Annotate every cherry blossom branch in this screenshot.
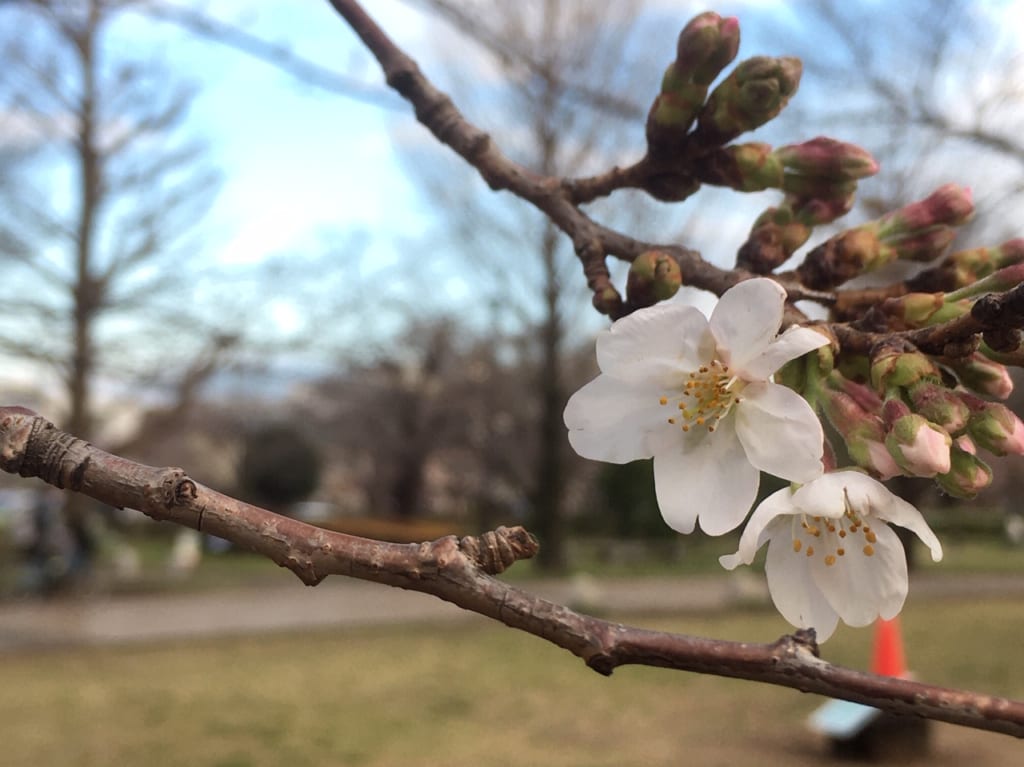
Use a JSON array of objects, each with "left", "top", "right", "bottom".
[
  {"left": 326, "top": 0, "right": 735, "bottom": 317},
  {"left": 2, "top": 404, "right": 1023, "bottom": 737}
]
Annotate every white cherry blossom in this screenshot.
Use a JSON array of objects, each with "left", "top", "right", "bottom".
[
  {"left": 564, "top": 278, "right": 828, "bottom": 535},
  {"left": 720, "top": 471, "right": 943, "bottom": 641}
]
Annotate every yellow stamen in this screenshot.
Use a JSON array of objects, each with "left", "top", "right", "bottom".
[
  {"left": 792, "top": 539, "right": 802, "bottom": 553},
  {"left": 824, "top": 555, "right": 836, "bottom": 567},
  {"left": 863, "top": 544, "right": 875, "bottom": 556}
]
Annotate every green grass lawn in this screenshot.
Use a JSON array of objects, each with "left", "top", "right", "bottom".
[{"left": 2, "top": 598, "right": 1023, "bottom": 767}]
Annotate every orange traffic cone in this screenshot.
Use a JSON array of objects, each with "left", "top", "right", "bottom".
[{"left": 871, "top": 617, "right": 908, "bottom": 678}]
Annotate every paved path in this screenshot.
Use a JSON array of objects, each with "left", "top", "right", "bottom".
[{"left": 1, "top": 572, "right": 1022, "bottom": 652}]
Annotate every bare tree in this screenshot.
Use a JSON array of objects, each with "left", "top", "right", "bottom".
[
  {"left": 0, "top": 0, "right": 234, "bottom": 439},
  {"left": 0, "top": 0, "right": 250, "bottom": 579}
]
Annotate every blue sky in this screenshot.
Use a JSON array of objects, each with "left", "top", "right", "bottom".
[{"left": 3, "top": 0, "right": 1024, "bottom": 406}]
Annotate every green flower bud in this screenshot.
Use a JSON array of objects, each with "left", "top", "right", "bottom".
[
  {"left": 948, "top": 353, "right": 1013, "bottom": 399},
  {"left": 935, "top": 446, "right": 992, "bottom": 499},
  {"left": 695, "top": 56, "right": 802, "bottom": 146},
  {"left": 946, "top": 262, "right": 1024, "bottom": 301},
  {"left": 963, "top": 396, "right": 1024, "bottom": 456},
  {"left": 907, "top": 239, "right": 1024, "bottom": 293},
  {"left": 907, "top": 381, "right": 969, "bottom": 433},
  {"left": 694, "top": 143, "right": 784, "bottom": 191},
  {"left": 646, "top": 65, "right": 708, "bottom": 143},
  {"left": 626, "top": 250, "right": 683, "bottom": 306},
  {"left": 870, "top": 347, "right": 939, "bottom": 391}
]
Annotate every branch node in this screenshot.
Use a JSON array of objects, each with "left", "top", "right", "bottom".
[
  {"left": 151, "top": 468, "right": 196, "bottom": 510},
  {"left": 459, "top": 525, "right": 539, "bottom": 574},
  {"left": 586, "top": 654, "right": 616, "bottom": 677}
]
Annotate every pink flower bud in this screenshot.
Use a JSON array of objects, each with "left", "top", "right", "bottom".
[
  {"left": 773, "top": 137, "right": 879, "bottom": 181},
  {"left": 821, "top": 387, "right": 900, "bottom": 479},
  {"left": 954, "top": 435, "right": 976, "bottom": 455},
  {"left": 964, "top": 398, "right": 1024, "bottom": 456},
  {"left": 936, "top": 447, "right": 992, "bottom": 499},
  {"left": 829, "top": 373, "right": 883, "bottom": 413},
  {"left": 884, "top": 408, "right": 952, "bottom": 477},
  {"left": 951, "top": 354, "right": 1013, "bottom": 399},
  {"left": 882, "top": 184, "right": 973, "bottom": 235}
]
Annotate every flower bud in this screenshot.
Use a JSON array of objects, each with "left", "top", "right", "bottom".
[
  {"left": 796, "top": 227, "right": 882, "bottom": 290},
  {"left": 949, "top": 262, "right": 1024, "bottom": 302},
  {"left": 676, "top": 12, "right": 741, "bottom": 86},
  {"left": 879, "top": 292, "right": 945, "bottom": 327},
  {"left": 883, "top": 226, "right": 957, "bottom": 263},
  {"left": 907, "top": 381, "right": 969, "bottom": 433},
  {"left": 773, "top": 137, "right": 879, "bottom": 181},
  {"left": 949, "top": 353, "right": 1013, "bottom": 399},
  {"left": 907, "top": 238, "right": 1024, "bottom": 293},
  {"left": 780, "top": 175, "right": 857, "bottom": 200},
  {"left": 935, "top": 447, "right": 992, "bottom": 499},
  {"left": 879, "top": 184, "right": 974, "bottom": 237},
  {"left": 626, "top": 250, "right": 683, "bottom": 306},
  {"left": 964, "top": 398, "right": 1024, "bottom": 456},
  {"left": 883, "top": 399, "right": 952, "bottom": 477},
  {"left": 870, "top": 346, "right": 939, "bottom": 392},
  {"left": 737, "top": 213, "right": 810, "bottom": 273},
  {"left": 820, "top": 388, "right": 899, "bottom": 479},
  {"left": 954, "top": 435, "right": 976, "bottom": 455},
  {"left": 646, "top": 67, "right": 708, "bottom": 152},
  {"left": 793, "top": 194, "right": 858, "bottom": 228},
  {"left": 695, "top": 56, "right": 801, "bottom": 145},
  {"left": 693, "top": 143, "right": 784, "bottom": 191},
  {"left": 828, "top": 372, "right": 883, "bottom": 412},
  {"left": 648, "top": 13, "right": 741, "bottom": 154}
]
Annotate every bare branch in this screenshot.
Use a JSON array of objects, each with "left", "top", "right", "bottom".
[
  {"left": 325, "top": 0, "right": 735, "bottom": 316},
  {"left": 0, "top": 404, "right": 1022, "bottom": 737}
]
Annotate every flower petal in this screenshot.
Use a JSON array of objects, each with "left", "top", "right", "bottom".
[
  {"left": 734, "top": 382, "right": 824, "bottom": 483},
  {"left": 709, "top": 278, "right": 786, "bottom": 371},
  {"left": 792, "top": 472, "right": 942, "bottom": 562},
  {"left": 596, "top": 303, "right": 714, "bottom": 385},
  {"left": 739, "top": 326, "right": 830, "bottom": 381},
  {"left": 810, "top": 521, "right": 909, "bottom": 626},
  {"left": 765, "top": 518, "right": 840, "bottom": 641},
  {"left": 720, "top": 487, "right": 796, "bottom": 568},
  {"left": 653, "top": 417, "right": 759, "bottom": 535},
  {"left": 564, "top": 375, "right": 677, "bottom": 463}
]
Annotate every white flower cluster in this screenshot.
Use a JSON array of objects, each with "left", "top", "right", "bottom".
[{"left": 564, "top": 279, "right": 942, "bottom": 641}]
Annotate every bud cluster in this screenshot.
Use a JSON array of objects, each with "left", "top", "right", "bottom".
[
  {"left": 797, "top": 184, "right": 975, "bottom": 290},
  {"left": 646, "top": 12, "right": 740, "bottom": 159},
  {"left": 812, "top": 342, "right": 1024, "bottom": 498}
]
